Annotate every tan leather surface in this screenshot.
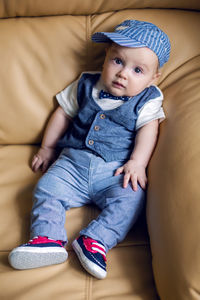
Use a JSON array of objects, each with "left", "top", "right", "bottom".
[
  {"left": 0, "top": 246, "right": 158, "bottom": 300},
  {"left": 0, "top": 1, "right": 200, "bottom": 299},
  {"left": 0, "top": 0, "right": 200, "bottom": 18},
  {"left": 0, "top": 15, "right": 87, "bottom": 144}
]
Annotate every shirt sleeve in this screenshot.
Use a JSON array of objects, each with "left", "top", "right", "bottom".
[
  {"left": 135, "top": 87, "right": 165, "bottom": 130},
  {"left": 56, "top": 79, "right": 79, "bottom": 118}
]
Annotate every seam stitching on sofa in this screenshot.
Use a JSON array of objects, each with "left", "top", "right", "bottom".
[
  {"left": 85, "top": 274, "right": 93, "bottom": 300},
  {"left": 85, "top": 15, "right": 91, "bottom": 71}
]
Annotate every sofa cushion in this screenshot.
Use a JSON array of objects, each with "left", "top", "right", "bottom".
[{"left": 0, "top": 0, "right": 200, "bottom": 18}]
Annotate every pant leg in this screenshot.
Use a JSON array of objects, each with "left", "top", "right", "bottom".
[
  {"left": 81, "top": 184, "right": 145, "bottom": 251},
  {"left": 79, "top": 155, "right": 146, "bottom": 251},
  {"left": 31, "top": 149, "right": 92, "bottom": 242}
]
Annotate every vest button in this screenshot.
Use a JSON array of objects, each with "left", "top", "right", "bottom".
[
  {"left": 100, "top": 113, "right": 106, "bottom": 119},
  {"left": 88, "top": 139, "right": 94, "bottom": 145},
  {"left": 94, "top": 125, "right": 100, "bottom": 131}
]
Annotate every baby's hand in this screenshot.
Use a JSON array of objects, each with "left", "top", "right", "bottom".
[
  {"left": 32, "top": 146, "right": 57, "bottom": 173},
  {"left": 114, "top": 159, "right": 147, "bottom": 191}
]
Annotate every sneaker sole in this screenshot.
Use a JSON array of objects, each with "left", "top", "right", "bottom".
[
  {"left": 72, "top": 240, "right": 107, "bottom": 279},
  {"left": 9, "top": 246, "right": 68, "bottom": 270}
]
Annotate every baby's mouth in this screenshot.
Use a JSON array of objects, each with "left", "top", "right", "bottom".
[{"left": 112, "top": 81, "right": 125, "bottom": 89}]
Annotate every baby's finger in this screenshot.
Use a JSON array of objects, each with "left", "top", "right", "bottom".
[
  {"left": 31, "top": 155, "right": 39, "bottom": 170},
  {"left": 42, "top": 160, "right": 50, "bottom": 173},
  {"left": 32, "top": 156, "right": 42, "bottom": 172},
  {"left": 138, "top": 176, "right": 147, "bottom": 190},
  {"left": 123, "top": 173, "right": 131, "bottom": 188},
  {"left": 32, "top": 155, "right": 38, "bottom": 165},
  {"left": 114, "top": 166, "right": 124, "bottom": 176},
  {"left": 131, "top": 173, "right": 138, "bottom": 191}
]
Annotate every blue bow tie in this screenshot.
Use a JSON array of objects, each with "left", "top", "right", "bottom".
[{"left": 99, "top": 90, "right": 130, "bottom": 101}]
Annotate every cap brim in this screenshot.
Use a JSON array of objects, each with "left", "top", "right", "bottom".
[{"left": 92, "top": 32, "right": 145, "bottom": 48}]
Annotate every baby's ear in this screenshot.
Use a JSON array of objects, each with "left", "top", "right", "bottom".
[
  {"left": 147, "top": 71, "right": 161, "bottom": 87},
  {"left": 155, "top": 70, "right": 161, "bottom": 79},
  {"left": 152, "top": 71, "right": 161, "bottom": 84}
]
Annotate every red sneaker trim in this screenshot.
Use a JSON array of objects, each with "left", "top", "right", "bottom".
[
  {"left": 82, "top": 236, "right": 107, "bottom": 262},
  {"left": 28, "top": 236, "right": 64, "bottom": 247}
]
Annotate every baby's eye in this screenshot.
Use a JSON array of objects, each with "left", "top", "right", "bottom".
[
  {"left": 114, "top": 58, "right": 122, "bottom": 65},
  {"left": 134, "top": 67, "right": 142, "bottom": 74}
]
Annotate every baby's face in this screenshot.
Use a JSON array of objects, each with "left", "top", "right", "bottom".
[{"left": 101, "top": 43, "right": 160, "bottom": 97}]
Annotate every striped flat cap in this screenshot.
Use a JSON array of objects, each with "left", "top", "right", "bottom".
[{"left": 92, "top": 20, "right": 171, "bottom": 67}]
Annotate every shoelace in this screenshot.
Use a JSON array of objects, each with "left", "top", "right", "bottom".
[{"left": 84, "top": 237, "right": 107, "bottom": 261}]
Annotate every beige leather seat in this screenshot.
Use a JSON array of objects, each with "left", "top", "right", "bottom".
[{"left": 0, "top": 1, "right": 199, "bottom": 299}]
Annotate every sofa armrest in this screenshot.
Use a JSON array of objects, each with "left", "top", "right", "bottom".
[{"left": 147, "top": 56, "right": 200, "bottom": 299}]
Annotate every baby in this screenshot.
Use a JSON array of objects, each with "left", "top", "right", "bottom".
[{"left": 9, "top": 20, "right": 170, "bottom": 279}]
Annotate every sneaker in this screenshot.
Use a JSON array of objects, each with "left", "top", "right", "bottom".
[
  {"left": 8, "top": 236, "right": 68, "bottom": 270},
  {"left": 72, "top": 235, "right": 107, "bottom": 279}
]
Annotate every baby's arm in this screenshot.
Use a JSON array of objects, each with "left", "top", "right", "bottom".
[
  {"left": 115, "top": 119, "right": 159, "bottom": 191},
  {"left": 32, "top": 106, "right": 71, "bottom": 173}
]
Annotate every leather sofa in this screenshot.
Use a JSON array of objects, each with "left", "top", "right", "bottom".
[{"left": 0, "top": 1, "right": 200, "bottom": 299}]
